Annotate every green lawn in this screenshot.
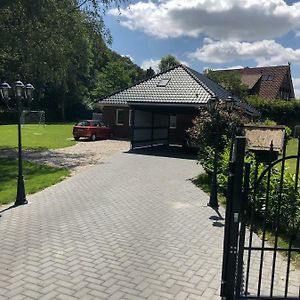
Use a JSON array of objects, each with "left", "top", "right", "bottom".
[
  {"left": 0, "top": 124, "right": 74, "bottom": 205},
  {"left": 285, "top": 138, "right": 299, "bottom": 173},
  {"left": 0, "top": 124, "right": 76, "bottom": 150},
  {"left": 0, "top": 158, "right": 69, "bottom": 205}
]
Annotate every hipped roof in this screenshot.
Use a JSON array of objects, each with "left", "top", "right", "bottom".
[{"left": 98, "top": 64, "right": 259, "bottom": 116}]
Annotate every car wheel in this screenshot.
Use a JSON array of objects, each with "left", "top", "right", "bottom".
[
  {"left": 90, "top": 134, "right": 96, "bottom": 141},
  {"left": 74, "top": 136, "right": 80, "bottom": 141}
]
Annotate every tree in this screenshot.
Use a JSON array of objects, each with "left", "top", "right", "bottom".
[
  {"left": 0, "top": 0, "right": 140, "bottom": 121},
  {"left": 91, "top": 56, "right": 146, "bottom": 98},
  {"left": 188, "top": 104, "right": 247, "bottom": 174},
  {"left": 158, "top": 55, "right": 180, "bottom": 72},
  {"left": 146, "top": 67, "right": 155, "bottom": 78},
  {"left": 204, "top": 69, "right": 248, "bottom": 98},
  {"left": 0, "top": 1, "right": 97, "bottom": 119}
]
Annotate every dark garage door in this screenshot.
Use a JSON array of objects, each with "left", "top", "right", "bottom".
[{"left": 131, "top": 109, "right": 169, "bottom": 149}]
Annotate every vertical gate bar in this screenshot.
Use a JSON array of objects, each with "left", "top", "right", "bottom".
[
  {"left": 270, "top": 136, "right": 287, "bottom": 297},
  {"left": 257, "top": 142, "right": 274, "bottom": 297},
  {"left": 293, "top": 137, "right": 300, "bottom": 186},
  {"left": 245, "top": 160, "right": 259, "bottom": 296},
  {"left": 285, "top": 137, "right": 300, "bottom": 297},
  {"left": 284, "top": 238, "right": 293, "bottom": 298},
  {"left": 220, "top": 160, "right": 235, "bottom": 298},
  {"left": 235, "top": 162, "right": 251, "bottom": 298},
  {"left": 296, "top": 138, "right": 300, "bottom": 299},
  {"left": 226, "top": 136, "right": 246, "bottom": 300}
]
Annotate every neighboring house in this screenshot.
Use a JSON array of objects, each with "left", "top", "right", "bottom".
[
  {"left": 96, "top": 65, "right": 258, "bottom": 149},
  {"left": 213, "top": 65, "right": 295, "bottom": 100}
]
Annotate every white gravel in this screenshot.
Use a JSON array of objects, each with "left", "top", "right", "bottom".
[{"left": 0, "top": 139, "right": 130, "bottom": 175}]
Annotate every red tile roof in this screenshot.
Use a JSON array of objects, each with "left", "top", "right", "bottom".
[
  {"left": 240, "top": 74, "right": 262, "bottom": 89},
  {"left": 214, "top": 65, "right": 294, "bottom": 99}
]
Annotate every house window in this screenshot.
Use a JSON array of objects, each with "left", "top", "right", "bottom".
[
  {"left": 157, "top": 78, "right": 171, "bottom": 87},
  {"left": 129, "top": 109, "right": 132, "bottom": 127},
  {"left": 262, "top": 75, "right": 274, "bottom": 81},
  {"left": 169, "top": 115, "right": 176, "bottom": 129},
  {"left": 116, "top": 109, "right": 125, "bottom": 126}
]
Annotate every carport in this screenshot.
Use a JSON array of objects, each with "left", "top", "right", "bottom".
[
  {"left": 97, "top": 65, "right": 259, "bottom": 148},
  {"left": 130, "top": 104, "right": 199, "bottom": 149}
]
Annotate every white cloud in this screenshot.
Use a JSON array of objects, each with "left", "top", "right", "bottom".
[
  {"left": 121, "top": 54, "right": 134, "bottom": 62},
  {"left": 141, "top": 58, "right": 189, "bottom": 73},
  {"left": 293, "top": 78, "right": 300, "bottom": 98},
  {"left": 109, "top": 0, "right": 300, "bottom": 40},
  {"left": 180, "top": 60, "right": 190, "bottom": 67},
  {"left": 141, "top": 59, "right": 160, "bottom": 72},
  {"left": 203, "top": 65, "right": 244, "bottom": 71},
  {"left": 189, "top": 39, "right": 300, "bottom": 66},
  {"left": 293, "top": 78, "right": 300, "bottom": 86}
]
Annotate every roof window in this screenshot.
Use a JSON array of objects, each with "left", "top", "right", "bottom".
[
  {"left": 157, "top": 78, "right": 170, "bottom": 87},
  {"left": 262, "top": 75, "right": 274, "bottom": 81}
]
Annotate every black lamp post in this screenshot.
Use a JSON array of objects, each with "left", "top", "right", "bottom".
[
  {"left": 225, "top": 95, "right": 235, "bottom": 111},
  {"left": 207, "top": 96, "right": 220, "bottom": 208},
  {"left": 0, "top": 81, "right": 34, "bottom": 206},
  {"left": 207, "top": 95, "right": 235, "bottom": 209}
]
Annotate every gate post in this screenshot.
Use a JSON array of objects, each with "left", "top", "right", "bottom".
[{"left": 221, "top": 136, "right": 246, "bottom": 300}]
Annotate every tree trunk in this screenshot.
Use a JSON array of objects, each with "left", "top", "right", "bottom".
[{"left": 61, "top": 98, "right": 65, "bottom": 121}]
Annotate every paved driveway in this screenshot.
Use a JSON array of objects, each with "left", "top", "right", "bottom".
[
  {"left": 0, "top": 148, "right": 226, "bottom": 299},
  {"left": 0, "top": 148, "right": 298, "bottom": 299}
]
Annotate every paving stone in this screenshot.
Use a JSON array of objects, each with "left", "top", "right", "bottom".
[{"left": 0, "top": 149, "right": 299, "bottom": 299}]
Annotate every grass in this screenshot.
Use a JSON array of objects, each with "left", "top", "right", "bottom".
[
  {"left": 192, "top": 173, "right": 227, "bottom": 206},
  {"left": 0, "top": 158, "right": 69, "bottom": 205},
  {"left": 261, "top": 229, "right": 300, "bottom": 269},
  {"left": 0, "top": 124, "right": 74, "bottom": 205},
  {"left": 193, "top": 172, "right": 300, "bottom": 269},
  {"left": 0, "top": 124, "right": 76, "bottom": 150},
  {"left": 285, "top": 138, "right": 299, "bottom": 173}
]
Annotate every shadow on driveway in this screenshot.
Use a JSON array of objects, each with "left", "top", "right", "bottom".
[{"left": 126, "top": 145, "right": 197, "bottom": 160}]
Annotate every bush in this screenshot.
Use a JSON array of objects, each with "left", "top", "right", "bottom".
[
  {"left": 246, "top": 96, "right": 300, "bottom": 128},
  {"left": 246, "top": 154, "right": 300, "bottom": 235},
  {"left": 215, "top": 147, "right": 300, "bottom": 236}
]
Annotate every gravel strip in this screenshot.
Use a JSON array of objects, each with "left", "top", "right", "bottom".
[{"left": 0, "top": 139, "right": 130, "bottom": 175}]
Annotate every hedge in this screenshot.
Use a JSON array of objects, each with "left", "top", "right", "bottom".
[{"left": 246, "top": 96, "right": 300, "bottom": 129}]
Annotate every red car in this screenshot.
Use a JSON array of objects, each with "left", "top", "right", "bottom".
[{"left": 73, "top": 120, "right": 112, "bottom": 141}]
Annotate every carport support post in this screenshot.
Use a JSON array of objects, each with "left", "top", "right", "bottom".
[
  {"left": 151, "top": 111, "right": 154, "bottom": 147},
  {"left": 167, "top": 114, "right": 170, "bottom": 146},
  {"left": 131, "top": 109, "right": 135, "bottom": 149}
]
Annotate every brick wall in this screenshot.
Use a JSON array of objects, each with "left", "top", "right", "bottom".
[
  {"left": 103, "top": 106, "right": 196, "bottom": 144},
  {"left": 169, "top": 113, "right": 196, "bottom": 144},
  {"left": 103, "top": 106, "right": 132, "bottom": 139}
]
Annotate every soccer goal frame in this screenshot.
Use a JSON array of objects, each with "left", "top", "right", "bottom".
[{"left": 20, "top": 110, "right": 46, "bottom": 127}]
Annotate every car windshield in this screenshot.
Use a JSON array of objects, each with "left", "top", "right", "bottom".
[{"left": 76, "top": 121, "right": 90, "bottom": 126}]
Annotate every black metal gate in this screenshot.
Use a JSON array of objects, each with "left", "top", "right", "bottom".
[{"left": 221, "top": 136, "right": 300, "bottom": 300}]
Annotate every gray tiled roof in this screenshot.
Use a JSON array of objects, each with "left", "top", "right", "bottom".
[
  {"left": 98, "top": 65, "right": 259, "bottom": 116},
  {"left": 185, "top": 67, "right": 259, "bottom": 116}
]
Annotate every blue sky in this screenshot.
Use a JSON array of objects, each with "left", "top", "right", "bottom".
[{"left": 104, "top": 0, "right": 300, "bottom": 97}]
